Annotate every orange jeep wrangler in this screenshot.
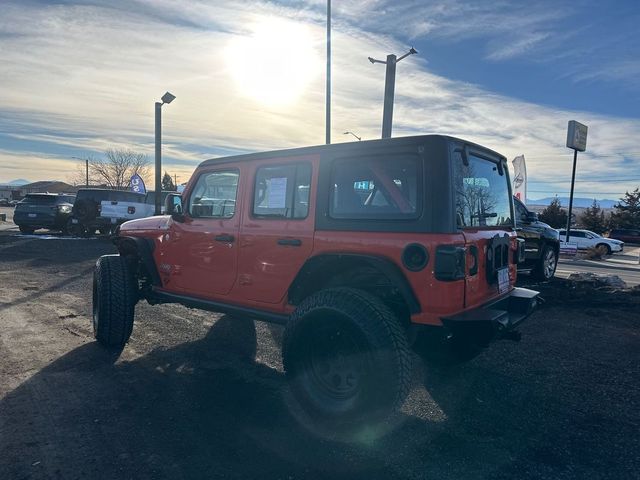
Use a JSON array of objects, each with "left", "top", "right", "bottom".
[{"left": 93, "top": 135, "right": 538, "bottom": 436}]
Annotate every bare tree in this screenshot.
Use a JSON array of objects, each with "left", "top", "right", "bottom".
[
  {"left": 67, "top": 149, "right": 150, "bottom": 189},
  {"left": 91, "top": 149, "right": 150, "bottom": 190}
]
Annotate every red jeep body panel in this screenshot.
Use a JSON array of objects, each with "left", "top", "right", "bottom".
[{"left": 119, "top": 135, "right": 520, "bottom": 327}]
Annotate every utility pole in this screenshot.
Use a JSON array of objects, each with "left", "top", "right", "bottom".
[
  {"left": 368, "top": 47, "right": 417, "bottom": 138},
  {"left": 564, "top": 120, "right": 588, "bottom": 243}
]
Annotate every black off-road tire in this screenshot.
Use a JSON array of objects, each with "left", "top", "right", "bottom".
[
  {"left": 532, "top": 245, "right": 557, "bottom": 281},
  {"left": 18, "top": 225, "right": 35, "bottom": 234},
  {"left": 92, "top": 255, "right": 138, "bottom": 348},
  {"left": 282, "top": 288, "right": 411, "bottom": 440}
]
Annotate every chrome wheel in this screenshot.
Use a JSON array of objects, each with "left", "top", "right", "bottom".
[{"left": 542, "top": 248, "right": 557, "bottom": 280}]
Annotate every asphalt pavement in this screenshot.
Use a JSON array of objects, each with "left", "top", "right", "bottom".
[{"left": 556, "top": 246, "right": 640, "bottom": 286}]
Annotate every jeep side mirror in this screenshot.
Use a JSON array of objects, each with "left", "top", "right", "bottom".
[
  {"left": 165, "top": 193, "right": 184, "bottom": 221},
  {"left": 525, "top": 211, "right": 538, "bottom": 223}
]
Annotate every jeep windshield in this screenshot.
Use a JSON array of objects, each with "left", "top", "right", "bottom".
[{"left": 454, "top": 153, "right": 512, "bottom": 228}]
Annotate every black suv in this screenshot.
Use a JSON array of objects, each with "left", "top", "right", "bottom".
[
  {"left": 68, "top": 188, "right": 150, "bottom": 236},
  {"left": 514, "top": 197, "right": 560, "bottom": 280},
  {"left": 13, "top": 193, "right": 76, "bottom": 234}
]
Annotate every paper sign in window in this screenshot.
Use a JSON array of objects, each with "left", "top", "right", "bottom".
[{"left": 267, "top": 177, "right": 287, "bottom": 209}]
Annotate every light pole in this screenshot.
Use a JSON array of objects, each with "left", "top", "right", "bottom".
[
  {"left": 368, "top": 47, "right": 417, "bottom": 138},
  {"left": 71, "top": 156, "right": 89, "bottom": 187},
  {"left": 343, "top": 131, "right": 361, "bottom": 141},
  {"left": 326, "top": 0, "right": 331, "bottom": 145},
  {"left": 155, "top": 91, "right": 175, "bottom": 215}
]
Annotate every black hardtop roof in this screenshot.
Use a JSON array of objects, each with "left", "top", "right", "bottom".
[
  {"left": 198, "top": 134, "right": 506, "bottom": 168},
  {"left": 77, "top": 188, "right": 145, "bottom": 195}
]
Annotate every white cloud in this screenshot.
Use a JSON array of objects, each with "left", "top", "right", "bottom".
[{"left": 0, "top": 0, "right": 638, "bottom": 198}]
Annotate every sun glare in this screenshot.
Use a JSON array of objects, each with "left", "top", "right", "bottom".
[{"left": 226, "top": 19, "right": 321, "bottom": 106}]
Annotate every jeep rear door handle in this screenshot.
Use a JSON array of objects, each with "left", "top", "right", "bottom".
[
  {"left": 214, "top": 234, "right": 235, "bottom": 243},
  {"left": 277, "top": 238, "right": 302, "bottom": 246}
]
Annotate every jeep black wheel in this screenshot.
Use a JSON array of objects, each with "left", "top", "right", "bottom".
[
  {"left": 93, "top": 255, "right": 138, "bottom": 348},
  {"left": 282, "top": 288, "right": 411, "bottom": 440},
  {"left": 532, "top": 245, "right": 557, "bottom": 281},
  {"left": 18, "top": 225, "right": 35, "bottom": 234}
]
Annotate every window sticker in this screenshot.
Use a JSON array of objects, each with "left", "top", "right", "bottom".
[{"left": 267, "top": 177, "right": 288, "bottom": 209}]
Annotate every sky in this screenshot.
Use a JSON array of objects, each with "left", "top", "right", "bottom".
[{"left": 0, "top": 0, "right": 639, "bottom": 201}]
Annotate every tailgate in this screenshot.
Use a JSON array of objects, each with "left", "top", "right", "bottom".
[{"left": 462, "top": 230, "right": 517, "bottom": 309}]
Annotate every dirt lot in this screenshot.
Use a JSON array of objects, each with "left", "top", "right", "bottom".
[{"left": 1, "top": 231, "right": 638, "bottom": 480}]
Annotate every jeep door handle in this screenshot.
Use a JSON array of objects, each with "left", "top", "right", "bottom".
[
  {"left": 277, "top": 238, "right": 302, "bottom": 246},
  {"left": 214, "top": 234, "right": 235, "bottom": 243}
]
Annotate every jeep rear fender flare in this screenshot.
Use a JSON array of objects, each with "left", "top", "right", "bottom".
[
  {"left": 114, "top": 236, "right": 161, "bottom": 287},
  {"left": 288, "top": 254, "right": 421, "bottom": 314}
]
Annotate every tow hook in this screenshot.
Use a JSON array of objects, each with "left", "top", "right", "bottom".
[{"left": 503, "top": 330, "right": 522, "bottom": 342}]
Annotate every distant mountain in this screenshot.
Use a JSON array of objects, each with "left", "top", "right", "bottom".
[
  {"left": 7, "top": 179, "right": 30, "bottom": 186},
  {"left": 527, "top": 197, "right": 618, "bottom": 209}
]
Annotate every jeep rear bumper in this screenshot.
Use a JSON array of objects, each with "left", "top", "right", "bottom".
[{"left": 441, "top": 287, "right": 539, "bottom": 339}]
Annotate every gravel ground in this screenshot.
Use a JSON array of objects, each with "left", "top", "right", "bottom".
[{"left": 0, "top": 231, "right": 638, "bottom": 480}]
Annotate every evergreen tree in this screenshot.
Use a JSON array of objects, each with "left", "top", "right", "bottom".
[
  {"left": 538, "top": 196, "right": 568, "bottom": 228},
  {"left": 609, "top": 188, "right": 640, "bottom": 229},
  {"left": 161, "top": 171, "right": 177, "bottom": 191},
  {"left": 579, "top": 199, "right": 607, "bottom": 234}
]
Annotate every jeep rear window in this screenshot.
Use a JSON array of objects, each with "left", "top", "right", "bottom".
[
  {"left": 189, "top": 170, "right": 239, "bottom": 218},
  {"left": 454, "top": 153, "right": 513, "bottom": 228},
  {"left": 253, "top": 163, "right": 311, "bottom": 219},
  {"left": 329, "top": 157, "right": 420, "bottom": 220}
]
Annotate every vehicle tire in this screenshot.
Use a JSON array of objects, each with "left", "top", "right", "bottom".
[
  {"left": 92, "top": 255, "right": 138, "bottom": 348},
  {"left": 282, "top": 288, "right": 411, "bottom": 440},
  {"left": 74, "top": 198, "right": 98, "bottom": 223},
  {"left": 532, "top": 245, "right": 557, "bottom": 281},
  {"left": 18, "top": 225, "right": 35, "bottom": 234},
  {"left": 596, "top": 243, "right": 612, "bottom": 255}
]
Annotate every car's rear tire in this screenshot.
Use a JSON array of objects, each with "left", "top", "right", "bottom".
[
  {"left": 596, "top": 243, "right": 612, "bottom": 255},
  {"left": 532, "top": 245, "right": 557, "bottom": 281},
  {"left": 93, "top": 255, "right": 138, "bottom": 348},
  {"left": 282, "top": 288, "right": 411, "bottom": 440},
  {"left": 18, "top": 225, "right": 35, "bottom": 234}
]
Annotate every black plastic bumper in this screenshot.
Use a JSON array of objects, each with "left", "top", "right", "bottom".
[{"left": 441, "top": 287, "right": 539, "bottom": 340}]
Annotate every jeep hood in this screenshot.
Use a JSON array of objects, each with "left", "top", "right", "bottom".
[{"left": 119, "top": 215, "right": 171, "bottom": 232}]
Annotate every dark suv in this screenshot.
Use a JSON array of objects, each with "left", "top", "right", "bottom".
[
  {"left": 13, "top": 193, "right": 76, "bottom": 234},
  {"left": 93, "top": 135, "right": 539, "bottom": 439},
  {"left": 513, "top": 197, "right": 560, "bottom": 280}
]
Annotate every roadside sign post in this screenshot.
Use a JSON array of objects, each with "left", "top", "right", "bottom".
[{"left": 564, "top": 120, "right": 588, "bottom": 243}]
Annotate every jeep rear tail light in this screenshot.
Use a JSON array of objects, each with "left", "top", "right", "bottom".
[
  {"left": 128, "top": 206, "right": 136, "bottom": 214},
  {"left": 434, "top": 245, "right": 466, "bottom": 281}
]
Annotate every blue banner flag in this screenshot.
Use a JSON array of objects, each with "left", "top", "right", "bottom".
[{"left": 130, "top": 173, "right": 146, "bottom": 194}]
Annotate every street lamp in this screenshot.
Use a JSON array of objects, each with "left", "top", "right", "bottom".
[
  {"left": 343, "top": 131, "right": 361, "bottom": 141},
  {"left": 155, "top": 91, "right": 176, "bottom": 215},
  {"left": 368, "top": 47, "right": 417, "bottom": 138}
]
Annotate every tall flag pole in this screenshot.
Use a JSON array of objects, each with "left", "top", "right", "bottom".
[{"left": 326, "top": 0, "right": 331, "bottom": 144}]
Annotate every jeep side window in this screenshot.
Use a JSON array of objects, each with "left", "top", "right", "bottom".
[
  {"left": 454, "top": 153, "right": 512, "bottom": 228},
  {"left": 188, "top": 170, "right": 239, "bottom": 218},
  {"left": 253, "top": 163, "right": 311, "bottom": 219},
  {"left": 329, "top": 157, "right": 419, "bottom": 219}
]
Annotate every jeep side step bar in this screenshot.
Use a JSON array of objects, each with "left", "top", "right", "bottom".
[{"left": 147, "top": 290, "right": 290, "bottom": 325}]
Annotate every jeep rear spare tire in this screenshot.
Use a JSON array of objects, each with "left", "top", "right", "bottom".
[
  {"left": 93, "top": 255, "right": 138, "bottom": 348},
  {"left": 282, "top": 288, "right": 411, "bottom": 439}
]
